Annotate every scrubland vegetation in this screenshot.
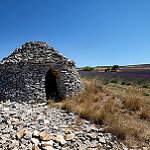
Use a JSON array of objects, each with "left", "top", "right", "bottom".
[{"left": 49, "top": 69, "right": 150, "bottom": 148}]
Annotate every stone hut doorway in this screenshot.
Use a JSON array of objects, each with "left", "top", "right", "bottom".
[{"left": 45, "top": 69, "right": 59, "bottom": 100}]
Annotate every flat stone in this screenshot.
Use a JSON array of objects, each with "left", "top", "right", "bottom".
[
  {"left": 55, "top": 135, "right": 66, "bottom": 145},
  {"left": 16, "top": 129, "right": 26, "bottom": 139},
  {"left": 44, "top": 119, "right": 50, "bottom": 124},
  {"left": 34, "top": 145, "right": 41, "bottom": 150},
  {"left": 99, "top": 136, "right": 106, "bottom": 144},
  {"left": 9, "top": 140, "right": 19, "bottom": 149},
  {"left": 31, "top": 138, "right": 39, "bottom": 146},
  {"left": 41, "top": 140, "right": 53, "bottom": 147},
  {"left": 64, "top": 128, "right": 72, "bottom": 134},
  {"left": 42, "top": 146, "right": 55, "bottom": 150},
  {"left": 78, "top": 145, "right": 88, "bottom": 149},
  {"left": 3, "top": 100, "right": 10, "bottom": 107},
  {"left": 87, "top": 132, "right": 98, "bottom": 139},
  {"left": 66, "top": 134, "right": 75, "bottom": 141},
  {"left": 40, "top": 136, "right": 53, "bottom": 141},
  {"left": 36, "top": 115, "right": 42, "bottom": 120},
  {"left": 33, "top": 130, "right": 39, "bottom": 137},
  {"left": 24, "top": 131, "right": 32, "bottom": 140},
  {"left": 3, "top": 107, "right": 9, "bottom": 112},
  {"left": 39, "top": 132, "right": 49, "bottom": 138}
]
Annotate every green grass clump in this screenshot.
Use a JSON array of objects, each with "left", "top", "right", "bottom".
[
  {"left": 126, "top": 82, "right": 132, "bottom": 86},
  {"left": 142, "top": 83, "right": 149, "bottom": 88},
  {"left": 121, "top": 81, "right": 126, "bottom": 85},
  {"left": 111, "top": 79, "right": 118, "bottom": 83}
]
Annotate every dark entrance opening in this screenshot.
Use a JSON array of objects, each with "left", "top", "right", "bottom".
[{"left": 45, "top": 69, "right": 58, "bottom": 100}]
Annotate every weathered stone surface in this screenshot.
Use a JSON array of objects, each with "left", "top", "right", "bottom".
[{"left": 0, "top": 41, "right": 84, "bottom": 103}]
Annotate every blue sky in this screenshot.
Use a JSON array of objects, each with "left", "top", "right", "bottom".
[{"left": 0, "top": 0, "right": 150, "bottom": 67}]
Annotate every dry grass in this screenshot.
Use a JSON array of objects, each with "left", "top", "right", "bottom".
[{"left": 52, "top": 80, "right": 150, "bottom": 148}]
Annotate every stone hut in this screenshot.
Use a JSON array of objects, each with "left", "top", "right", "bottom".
[{"left": 0, "top": 41, "right": 84, "bottom": 103}]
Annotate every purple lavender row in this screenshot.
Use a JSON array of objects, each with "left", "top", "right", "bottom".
[{"left": 78, "top": 70, "right": 150, "bottom": 84}]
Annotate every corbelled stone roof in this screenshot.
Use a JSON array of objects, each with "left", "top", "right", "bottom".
[{"left": 0, "top": 41, "right": 74, "bottom": 66}]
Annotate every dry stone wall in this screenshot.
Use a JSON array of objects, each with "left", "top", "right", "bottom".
[{"left": 0, "top": 41, "right": 84, "bottom": 103}]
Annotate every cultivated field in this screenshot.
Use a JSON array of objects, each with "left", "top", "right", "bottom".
[{"left": 56, "top": 69, "right": 150, "bottom": 148}]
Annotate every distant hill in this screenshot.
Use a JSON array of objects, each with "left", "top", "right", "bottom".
[
  {"left": 77, "top": 64, "right": 150, "bottom": 70},
  {"left": 120, "top": 64, "right": 150, "bottom": 68}
]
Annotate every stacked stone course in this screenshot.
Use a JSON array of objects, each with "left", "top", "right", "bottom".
[{"left": 0, "top": 41, "right": 84, "bottom": 103}]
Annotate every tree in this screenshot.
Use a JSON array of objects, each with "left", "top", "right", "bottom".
[
  {"left": 104, "top": 67, "right": 111, "bottom": 72},
  {"left": 111, "top": 65, "right": 119, "bottom": 71}
]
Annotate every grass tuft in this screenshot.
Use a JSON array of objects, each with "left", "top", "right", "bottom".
[{"left": 124, "top": 94, "right": 141, "bottom": 111}]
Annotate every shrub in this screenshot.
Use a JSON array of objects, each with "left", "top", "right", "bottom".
[
  {"left": 126, "top": 82, "right": 132, "bottom": 86},
  {"left": 137, "top": 80, "right": 143, "bottom": 85},
  {"left": 111, "top": 65, "right": 119, "bottom": 71},
  {"left": 82, "top": 66, "right": 94, "bottom": 71},
  {"left": 142, "top": 83, "right": 149, "bottom": 88},
  {"left": 121, "top": 81, "right": 126, "bottom": 85},
  {"left": 104, "top": 67, "right": 111, "bottom": 72},
  {"left": 111, "top": 79, "right": 118, "bottom": 83},
  {"left": 143, "top": 92, "right": 149, "bottom": 96},
  {"left": 102, "top": 79, "right": 109, "bottom": 85}
]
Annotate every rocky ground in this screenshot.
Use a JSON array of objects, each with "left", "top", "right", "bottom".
[{"left": 0, "top": 100, "right": 147, "bottom": 150}]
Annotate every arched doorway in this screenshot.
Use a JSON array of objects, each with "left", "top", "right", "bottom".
[{"left": 45, "top": 69, "right": 59, "bottom": 100}]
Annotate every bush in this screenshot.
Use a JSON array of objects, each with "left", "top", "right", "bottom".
[
  {"left": 111, "top": 79, "right": 118, "bottom": 83},
  {"left": 126, "top": 82, "right": 132, "bottom": 86},
  {"left": 121, "top": 81, "right": 126, "bottom": 85},
  {"left": 104, "top": 67, "right": 111, "bottom": 72},
  {"left": 82, "top": 66, "right": 94, "bottom": 71},
  {"left": 137, "top": 80, "right": 143, "bottom": 85},
  {"left": 102, "top": 79, "right": 109, "bottom": 85},
  {"left": 142, "top": 83, "right": 149, "bottom": 88},
  {"left": 111, "top": 65, "right": 119, "bottom": 71},
  {"left": 143, "top": 92, "right": 149, "bottom": 96}
]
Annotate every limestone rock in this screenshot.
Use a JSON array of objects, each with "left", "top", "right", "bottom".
[
  {"left": 41, "top": 140, "right": 53, "bottom": 147},
  {"left": 39, "top": 132, "right": 48, "bottom": 137},
  {"left": 99, "top": 136, "right": 106, "bottom": 144},
  {"left": 44, "top": 119, "right": 50, "bottom": 124},
  {"left": 33, "top": 130, "right": 39, "bottom": 137},
  {"left": 55, "top": 135, "right": 66, "bottom": 145},
  {"left": 16, "top": 129, "right": 26, "bottom": 139},
  {"left": 42, "top": 146, "right": 55, "bottom": 150},
  {"left": 31, "top": 138, "right": 39, "bottom": 146},
  {"left": 24, "top": 130, "right": 32, "bottom": 140},
  {"left": 34, "top": 145, "right": 41, "bottom": 150},
  {"left": 66, "top": 134, "right": 75, "bottom": 141},
  {"left": 64, "top": 128, "right": 72, "bottom": 134}
]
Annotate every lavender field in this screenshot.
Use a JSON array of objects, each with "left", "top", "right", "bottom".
[{"left": 78, "top": 69, "right": 150, "bottom": 84}]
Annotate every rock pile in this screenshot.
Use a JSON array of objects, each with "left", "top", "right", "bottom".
[{"left": 0, "top": 101, "right": 129, "bottom": 150}]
